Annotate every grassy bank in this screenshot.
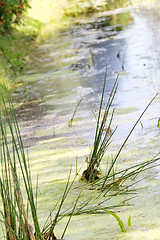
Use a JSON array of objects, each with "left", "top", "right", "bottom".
[
  {"left": 0, "top": 0, "right": 132, "bottom": 85},
  {"left": 27, "top": 0, "right": 131, "bottom": 35},
  {"left": 0, "top": 0, "right": 158, "bottom": 86},
  {"left": 0, "top": 16, "right": 42, "bottom": 86}
]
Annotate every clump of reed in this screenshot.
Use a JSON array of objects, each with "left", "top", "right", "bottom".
[
  {"left": 0, "top": 83, "right": 129, "bottom": 239},
  {"left": 81, "top": 67, "right": 118, "bottom": 182},
  {"left": 81, "top": 66, "right": 159, "bottom": 191},
  {"left": 0, "top": 77, "right": 159, "bottom": 239},
  {"left": 0, "top": 84, "right": 81, "bottom": 240},
  {"left": 0, "top": 84, "right": 41, "bottom": 239}
]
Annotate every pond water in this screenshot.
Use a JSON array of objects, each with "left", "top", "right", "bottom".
[{"left": 7, "top": 4, "right": 160, "bottom": 240}]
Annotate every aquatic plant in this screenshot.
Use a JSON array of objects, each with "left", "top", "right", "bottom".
[
  {"left": 0, "top": 81, "right": 159, "bottom": 239},
  {"left": 157, "top": 117, "right": 160, "bottom": 128},
  {"left": 99, "top": 93, "right": 158, "bottom": 192},
  {"left": 0, "top": 83, "right": 141, "bottom": 240},
  {"left": 68, "top": 98, "right": 82, "bottom": 127},
  {"left": 81, "top": 66, "right": 118, "bottom": 182},
  {"left": 0, "top": 84, "right": 81, "bottom": 240},
  {"left": 81, "top": 66, "right": 159, "bottom": 185},
  {"left": 104, "top": 209, "right": 126, "bottom": 233},
  {"left": 0, "top": 84, "right": 42, "bottom": 239},
  {"left": 0, "top": 84, "right": 129, "bottom": 239},
  {"left": 103, "top": 211, "right": 131, "bottom": 233}
]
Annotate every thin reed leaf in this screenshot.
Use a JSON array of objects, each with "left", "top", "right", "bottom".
[
  {"left": 45, "top": 169, "right": 72, "bottom": 234},
  {"left": 128, "top": 216, "right": 131, "bottom": 226},
  {"left": 61, "top": 194, "right": 80, "bottom": 239},
  {"left": 82, "top": 73, "right": 119, "bottom": 182},
  {"left": 0, "top": 85, "right": 42, "bottom": 239},
  {"left": 104, "top": 209, "right": 126, "bottom": 233},
  {"left": 94, "top": 64, "right": 108, "bottom": 144}
]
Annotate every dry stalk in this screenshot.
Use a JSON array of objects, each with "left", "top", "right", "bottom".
[
  {"left": 9, "top": 157, "right": 35, "bottom": 240},
  {"left": 68, "top": 98, "right": 82, "bottom": 127}
]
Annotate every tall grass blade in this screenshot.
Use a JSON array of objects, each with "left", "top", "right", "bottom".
[
  {"left": 83, "top": 71, "right": 119, "bottom": 182},
  {"left": 61, "top": 194, "right": 80, "bottom": 239},
  {"left": 94, "top": 64, "right": 108, "bottom": 144},
  {"left": 104, "top": 209, "right": 126, "bottom": 233},
  {"left": 128, "top": 216, "right": 131, "bottom": 226},
  {"left": 0, "top": 84, "right": 42, "bottom": 239}
]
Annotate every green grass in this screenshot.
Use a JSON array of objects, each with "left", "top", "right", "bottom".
[
  {"left": 0, "top": 14, "right": 42, "bottom": 85},
  {"left": 81, "top": 66, "right": 118, "bottom": 182},
  {"left": 0, "top": 81, "right": 160, "bottom": 239},
  {"left": 0, "top": 84, "right": 131, "bottom": 239},
  {"left": 0, "top": 84, "right": 83, "bottom": 239},
  {"left": 80, "top": 65, "right": 160, "bottom": 195},
  {"left": 104, "top": 209, "right": 126, "bottom": 233},
  {"left": 0, "top": 84, "right": 42, "bottom": 239}
]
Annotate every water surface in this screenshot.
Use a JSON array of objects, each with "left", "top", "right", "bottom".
[{"left": 9, "top": 6, "right": 160, "bottom": 240}]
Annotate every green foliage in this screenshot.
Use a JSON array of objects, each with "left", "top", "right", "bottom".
[
  {"left": 82, "top": 64, "right": 158, "bottom": 186},
  {"left": 104, "top": 209, "right": 126, "bottom": 233},
  {"left": 0, "top": 16, "right": 41, "bottom": 76},
  {"left": 82, "top": 66, "right": 118, "bottom": 182},
  {"left": 0, "top": 0, "right": 41, "bottom": 76},
  {"left": 0, "top": 0, "right": 30, "bottom": 34},
  {"left": 62, "top": 0, "right": 129, "bottom": 18},
  {"left": 157, "top": 117, "right": 160, "bottom": 128},
  {"left": 0, "top": 84, "right": 43, "bottom": 239},
  {"left": 128, "top": 216, "right": 131, "bottom": 226},
  {"left": 0, "top": 86, "right": 84, "bottom": 239},
  {"left": 0, "top": 33, "right": 25, "bottom": 73}
]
